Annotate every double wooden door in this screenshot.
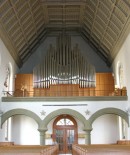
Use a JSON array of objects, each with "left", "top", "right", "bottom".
[{"left": 53, "top": 115, "right": 78, "bottom": 154}]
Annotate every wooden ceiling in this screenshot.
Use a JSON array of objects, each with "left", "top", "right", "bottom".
[{"left": 0, "top": 0, "right": 130, "bottom": 67}]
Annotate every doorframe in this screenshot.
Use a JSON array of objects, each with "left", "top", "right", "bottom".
[{"left": 53, "top": 115, "right": 78, "bottom": 154}]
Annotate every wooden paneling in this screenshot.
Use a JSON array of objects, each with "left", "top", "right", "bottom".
[
  {"left": 0, "top": 142, "right": 14, "bottom": 146},
  {"left": 14, "top": 73, "right": 116, "bottom": 97},
  {"left": 15, "top": 74, "right": 33, "bottom": 97},
  {"left": 50, "top": 84, "right": 79, "bottom": 97},
  {"left": 95, "top": 73, "right": 114, "bottom": 96},
  {"left": 117, "top": 140, "right": 130, "bottom": 145}
]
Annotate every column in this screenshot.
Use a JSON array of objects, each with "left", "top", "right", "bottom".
[
  {"left": 128, "top": 115, "right": 130, "bottom": 139},
  {"left": 84, "top": 129, "right": 92, "bottom": 144},
  {"left": 38, "top": 128, "right": 47, "bottom": 145},
  {"left": 128, "top": 127, "right": 130, "bottom": 140}
]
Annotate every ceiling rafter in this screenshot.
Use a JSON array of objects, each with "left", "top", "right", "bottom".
[{"left": 0, "top": 0, "right": 130, "bottom": 68}]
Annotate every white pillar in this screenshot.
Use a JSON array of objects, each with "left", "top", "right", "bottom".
[
  {"left": 84, "top": 129, "right": 92, "bottom": 144},
  {"left": 127, "top": 115, "right": 130, "bottom": 139},
  {"left": 38, "top": 129, "right": 47, "bottom": 145}
]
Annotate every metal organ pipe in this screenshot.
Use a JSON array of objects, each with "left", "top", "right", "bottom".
[{"left": 33, "top": 34, "right": 96, "bottom": 88}]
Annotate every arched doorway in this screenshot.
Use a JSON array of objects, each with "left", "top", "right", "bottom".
[{"left": 53, "top": 115, "right": 78, "bottom": 154}]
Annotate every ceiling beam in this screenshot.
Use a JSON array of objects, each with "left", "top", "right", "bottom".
[{"left": 0, "top": 22, "right": 22, "bottom": 67}]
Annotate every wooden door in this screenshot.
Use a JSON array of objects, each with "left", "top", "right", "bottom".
[{"left": 53, "top": 115, "right": 78, "bottom": 154}]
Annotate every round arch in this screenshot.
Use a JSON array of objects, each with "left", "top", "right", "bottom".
[
  {"left": 89, "top": 108, "right": 129, "bottom": 127},
  {"left": 40, "top": 108, "right": 90, "bottom": 129},
  {"left": 53, "top": 114, "right": 77, "bottom": 127},
  {"left": 1, "top": 109, "right": 42, "bottom": 127}
]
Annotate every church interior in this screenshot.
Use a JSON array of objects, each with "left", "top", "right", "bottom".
[{"left": 0, "top": 0, "right": 130, "bottom": 154}]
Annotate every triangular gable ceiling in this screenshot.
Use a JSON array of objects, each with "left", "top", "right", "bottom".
[{"left": 0, "top": 0, "right": 130, "bottom": 68}]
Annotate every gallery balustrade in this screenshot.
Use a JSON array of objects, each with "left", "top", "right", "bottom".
[{"left": 3, "top": 85, "right": 127, "bottom": 97}]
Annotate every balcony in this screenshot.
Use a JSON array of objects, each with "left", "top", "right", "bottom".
[
  {"left": 2, "top": 73, "right": 127, "bottom": 102},
  {"left": 2, "top": 85, "right": 127, "bottom": 102}
]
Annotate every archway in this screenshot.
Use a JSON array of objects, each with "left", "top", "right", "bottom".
[
  {"left": 1, "top": 109, "right": 42, "bottom": 144},
  {"left": 89, "top": 108, "right": 129, "bottom": 144},
  {"left": 40, "top": 108, "right": 91, "bottom": 145},
  {"left": 53, "top": 115, "right": 78, "bottom": 154},
  {"left": 1, "top": 109, "right": 41, "bottom": 127},
  {"left": 89, "top": 108, "right": 129, "bottom": 126},
  {"left": 41, "top": 108, "right": 90, "bottom": 129}
]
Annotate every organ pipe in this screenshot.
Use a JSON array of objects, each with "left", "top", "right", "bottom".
[{"left": 33, "top": 33, "right": 96, "bottom": 88}]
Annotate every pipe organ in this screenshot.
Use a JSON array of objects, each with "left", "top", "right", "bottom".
[{"left": 33, "top": 33, "right": 95, "bottom": 88}]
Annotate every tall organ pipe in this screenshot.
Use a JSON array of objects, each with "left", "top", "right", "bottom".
[{"left": 33, "top": 34, "right": 95, "bottom": 88}]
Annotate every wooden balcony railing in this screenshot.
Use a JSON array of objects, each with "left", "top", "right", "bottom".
[{"left": 3, "top": 87, "right": 127, "bottom": 97}]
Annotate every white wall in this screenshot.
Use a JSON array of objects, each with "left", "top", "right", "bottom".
[
  {"left": 11, "top": 115, "right": 40, "bottom": 145},
  {"left": 91, "top": 114, "right": 119, "bottom": 144},
  {"left": 77, "top": 119, "right": 86, "bottom": 144},
  {"left": 0, "top": 38, "right": 19, "bottom": 141},
  {"left": 112, "top": 33, "right": 130, "bottom": 105},
  {"left": 46, "top": 118, "right": 54, "bottom": 145},
  {"left": 0, "top": 39, "right": 19, "bottom": 99},
  {"left": 112, "top": 33, "right": 130, "bottom": 139},
  {"left": 1, "top": 101, "right": 127, "bottom": 120}
]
